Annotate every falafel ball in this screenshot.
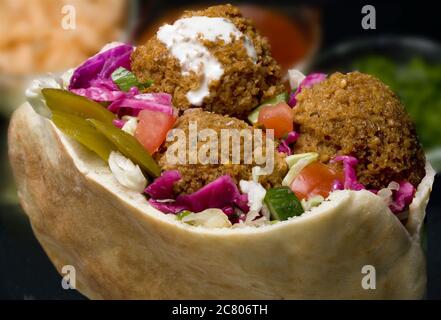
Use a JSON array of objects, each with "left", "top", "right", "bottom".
[
  {"left": 156, "top": 109, "right": 288, "bottom": 194},
  {"left": 292, "top": 72, "right": 426, "bottom": 189},
  {"left": 131, "top": 4, "right": 285, "bottom": 119}
]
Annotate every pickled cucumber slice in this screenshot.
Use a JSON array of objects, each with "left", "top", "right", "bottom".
[
  {"left": 87, "top": 119, "right": 161, "bottom": 178},
  {"left": 264, "top": 187, "right": 304, "bottom": 221},
  {"left": 248, "top": 92, "right": 289, "bottom": 124},
  {"left": 51, "top": 111, "right": 115, "bottom": 161},
  {"left": 42, "top": 88, "right": 116, "bottom": 123}
]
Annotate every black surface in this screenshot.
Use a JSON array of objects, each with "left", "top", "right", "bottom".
[{"left": 0, "top": 205, "right": 86, "bottom": 300}]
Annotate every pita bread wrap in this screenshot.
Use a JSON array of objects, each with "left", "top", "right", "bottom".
[{"left": 8, "top": 103, "right": 435, "bottom": 299}]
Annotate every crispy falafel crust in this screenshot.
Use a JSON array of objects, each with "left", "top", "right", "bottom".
[
  {"left": 293, "top": 72, "right": 426, "bottom": 189},
  {"left": 156, "top": 109, "right": 287, "bottom": 194},
  {"left": 131, "top": 4, "right": 285, "bottom": 118}
]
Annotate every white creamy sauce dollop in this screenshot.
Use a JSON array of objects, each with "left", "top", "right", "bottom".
[{"left": 157, "top": 16, "right": 257, "bottom": 106}]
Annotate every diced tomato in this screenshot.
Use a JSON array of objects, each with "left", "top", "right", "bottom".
[
  {"left": 135, "top": 109, "right": 176, "bottom": 154},
  {"left": 257, "top": 102, "right": 294, "bottom": 138},
  {"left": 290, "top": 162, "right": 344, "bottom": 200}
]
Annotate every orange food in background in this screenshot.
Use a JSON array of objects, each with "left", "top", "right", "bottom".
[
  {"left": 0, "top": 0, "right": 128, "bottom": 75},
  {"left": 290, "top": 162, "right": 344, "bottom": 200},
  {"left": 239, "top": 5, "right": 311, "bottom": 74}
]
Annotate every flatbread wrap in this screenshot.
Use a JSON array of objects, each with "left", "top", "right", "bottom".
[{"left": 8, "top": 4, "right": 435, "bottom": 299}]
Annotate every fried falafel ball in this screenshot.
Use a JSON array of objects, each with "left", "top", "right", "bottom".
[
  {"left": 292, "top": 72, "right": 426, "bottom": 190},
  {"left": 156, "top": 109, "right": 288, "bottom": 195},
  {"left": 131, "top": 4, "right": 285, "bottom": 119}
]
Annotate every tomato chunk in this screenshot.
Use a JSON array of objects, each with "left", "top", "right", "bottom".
[
  {"left": 135, "top": 109, "right": 176, "bottom": 154},
  {"left": 257, "top": 102, "right": 294, "bottom": 138},
  {"left": 290, "top": 162, "right": 344, "bottom": 200}
]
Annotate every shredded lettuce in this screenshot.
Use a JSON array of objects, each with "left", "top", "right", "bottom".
[
  {"left": 301, "top": 195, "right": 325, "bottom": 211},
  {"left": 282, "top": 152, "right": 319, "bottom": 187},
  {"left": 181, "top": 209, "right": 232, "bottom": 228}
]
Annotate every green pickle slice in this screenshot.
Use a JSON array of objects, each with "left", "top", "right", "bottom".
[
  {"left": 264, "top": 186, "right": 304, "bottom": 221},
  {"left": 42, "top": 88, "right": 116, "bottom": 123},
  {"left": 87, "top": 119, "right": 161, "bottom": 178},
  {"left": 51, "top": 111, "right": 115, "bottom": 161}
]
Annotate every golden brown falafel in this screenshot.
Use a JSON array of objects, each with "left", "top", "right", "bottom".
[
  {"left": 131, "top": 4, "right": 285, "bottom": 119},
  {"left": 156, "top": 109, "right": 288, "bottom": 194},
  {"left": 292, "top": 72, "right": 426, "bottom": 189}
]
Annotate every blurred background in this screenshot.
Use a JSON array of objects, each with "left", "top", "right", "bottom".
[{"left": 1, "top": 0, "right": 440, "bottom": 299}]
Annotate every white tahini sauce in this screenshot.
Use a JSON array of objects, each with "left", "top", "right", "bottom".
[{"left": 157, "top": 16, "right": 257, "bottom": 106}]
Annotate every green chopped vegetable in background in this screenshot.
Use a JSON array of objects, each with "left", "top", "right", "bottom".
[
  {"left": 353, "top": 56, "right": 441, "bottom": 151},
  {"left": 111, "top": 67, "right": 153, "bottom": 92},
  {"left": 264, "top": 187, "right": 304, "bottom": 221},
  {"left": 248, "top": 92, "right": 288, "bottom": 124}
]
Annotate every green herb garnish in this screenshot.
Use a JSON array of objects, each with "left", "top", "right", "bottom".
[{"left": 111, "top": 67, "right": 153, "bottom": 92}]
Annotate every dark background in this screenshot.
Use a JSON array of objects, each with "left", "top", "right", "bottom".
[{"left": 0, "top": 0, "right": 440, "bottom": 299}]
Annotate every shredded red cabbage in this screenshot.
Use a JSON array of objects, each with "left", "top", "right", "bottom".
[
  {"left": 330, "top": 155, "right": 415, "bottom": 213},
  {"left": 232, "top": 193, "right": 250, "bottom": 213},
  {"left": 288, "top": 73, "right": 327, "bottom": 107},
  {"left": 277, "top": 131, "right": 300, "bottom": 155},
  {"left": 148, "top": 175, "right": 249, "bottom": 215},
  {"left": 176, "top": 175, "right": 249, "bottom": 213},
  {"left": 389, "top": 181, "right": 416, "bottom": 213},
  {"left": 89, "top": 78, "right": 120, "bottom": 91},
  {"left": 331, "top": 155, "right": 365, "bottom": 191},
  {"left": 112, "top": 119, "right": 126, "bottom": 129},
  {"left": 69, "top": 44, "right": 133, "bottom": 90},
  {"left": 71, "top": 87, "right": 127, "bottom": 102},
  {"left": 67, "top": 43, "right": 175, "bottom": 118},
  {"left": 145, "top": 170, "right": 182, "bottom": 200},
  {"left": 107, "top": 95, "right": 174, "bottom": 117},
  {"left": 222, "top": 206, "right": 235, "bottom": 216},
  {"left": 148, "top": 200, "right": 188, "bottom": 214},
  {"left": 136, "top": 93, "right": 172, "bottom": 106}
]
